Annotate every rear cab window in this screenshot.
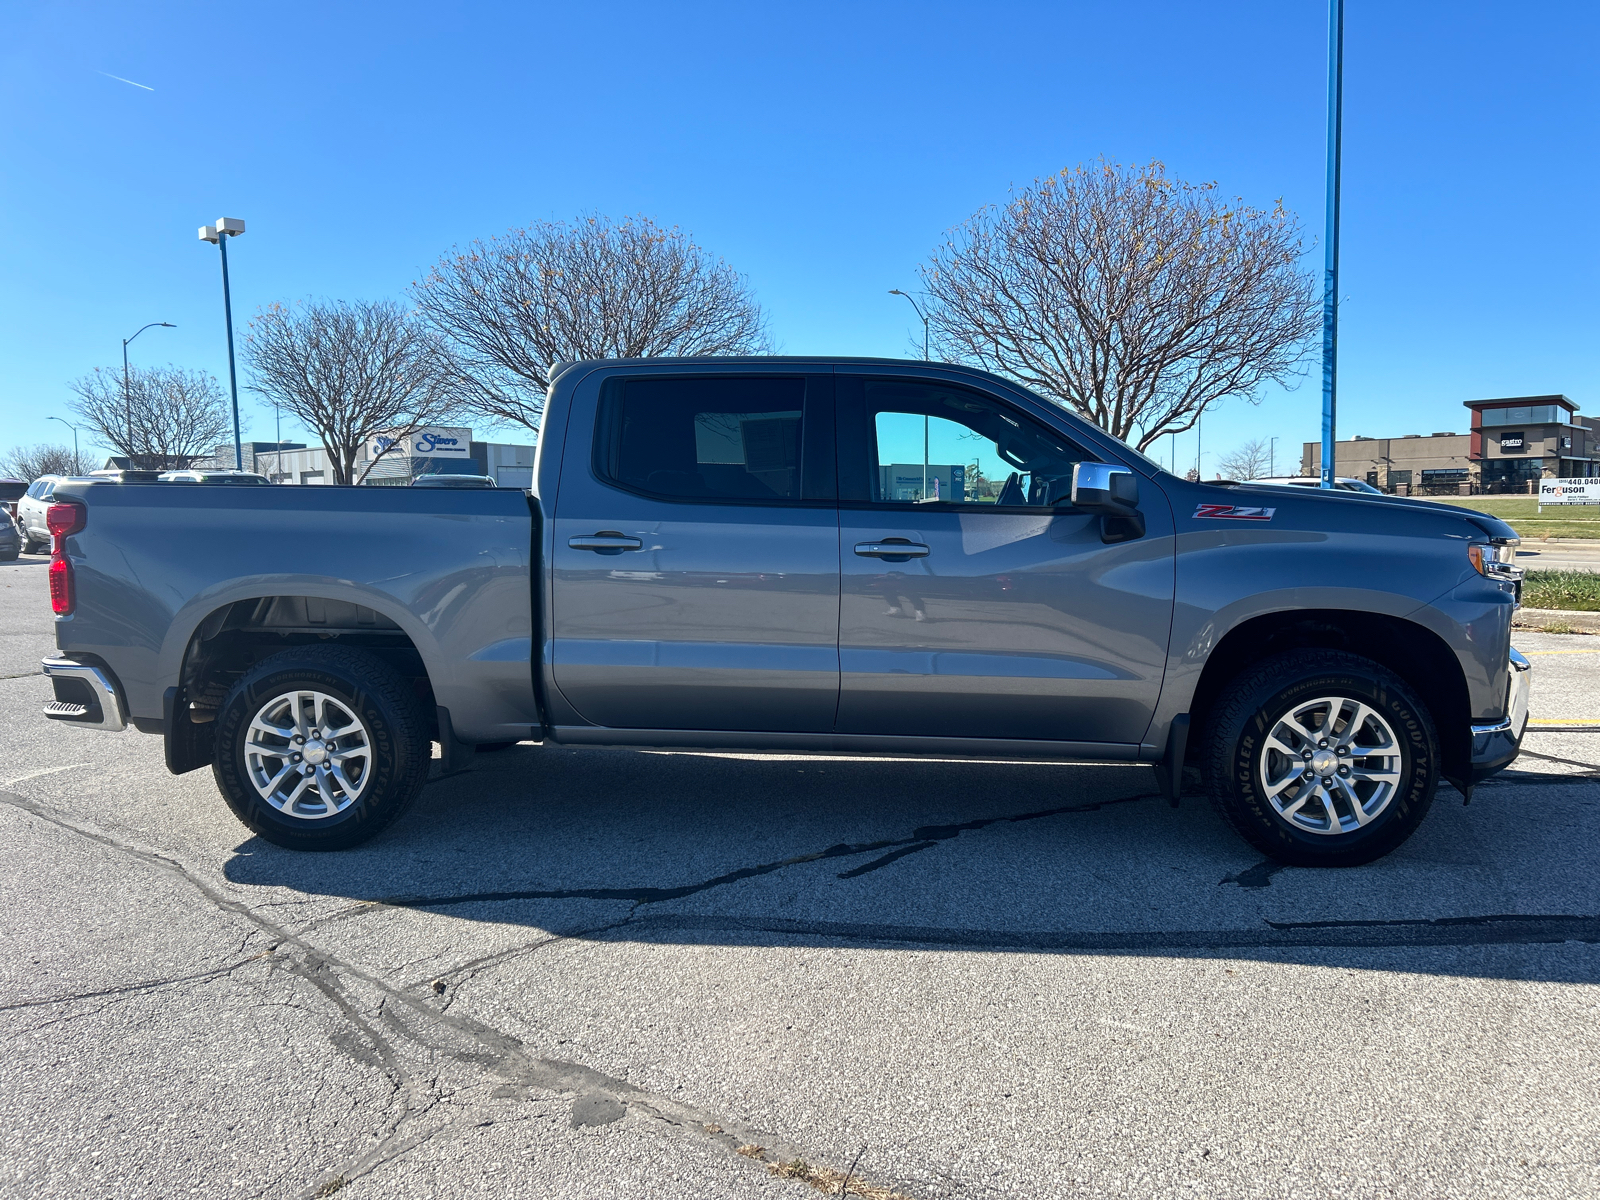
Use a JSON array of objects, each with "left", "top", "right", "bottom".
[{"left": 593, "top": 375, "right": 835, "bottom": 504}]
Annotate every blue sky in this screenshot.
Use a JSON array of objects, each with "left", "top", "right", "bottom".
[{"left": 3, "top": 0, "right": 1595, "bottom": 476}]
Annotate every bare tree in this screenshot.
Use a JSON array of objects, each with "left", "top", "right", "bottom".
[
  {"left": 920, "top": 160, "right": 1321, "bottom": 451},
  {"left": 1216, "top": 437, "right": 1275, "bottom": 482},
  {"left": 1, "top": 444, "right": 78, "bottom": 481},
  {"left": 246, "top": 299, "right": 463, "bottom": 485},
  {"left": 69, "top": 365, "right": 231, "bottom": 469},
  {"left": 412, "top": 214, "right": 770, "bottom": 434}
]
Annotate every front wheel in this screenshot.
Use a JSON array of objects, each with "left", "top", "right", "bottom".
[
  {"left": 1204, "top": 649, "right": 1439, "bottom": 867},
  {"left": 212, "top": 646, "right": 431, "bottom": 851}
]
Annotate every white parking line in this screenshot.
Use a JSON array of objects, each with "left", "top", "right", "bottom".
[{"left": 0, "top": 763, "right": 88, "bottom": 788}]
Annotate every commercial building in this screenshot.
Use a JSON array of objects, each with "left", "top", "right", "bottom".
[
  {"left": 201, "top": 428, "right": 537, "bottom": 487},
  {"left": 1300, "top": 394, "right": 1593, "bottom": 495}
]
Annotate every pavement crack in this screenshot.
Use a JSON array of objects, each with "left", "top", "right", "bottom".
[
  {"left": 1219, "top": 860, "right": 1286, "bottom": 889},
  {"left": 371, "top": 791, "right": 1159, "bottom": 911},
  {"left": 838, "top": 842, "right": 938, "bottom": 878},
  {"left": 0, "top": 787, "right": 917, "bottom": 1199},
  {"left": 0, "top": 951, "right": 273, "bottom": 1014},
  {"left": 1511, "top": 748, "right": 1600, "bottom": 774}
]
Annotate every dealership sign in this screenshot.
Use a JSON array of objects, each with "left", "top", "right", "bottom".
[
  {"left": 369, "top": 426, "right": 472, "bottom": 459},
  {"left": 1539, "top": 478, "right": 1600, "bottom": 506}
]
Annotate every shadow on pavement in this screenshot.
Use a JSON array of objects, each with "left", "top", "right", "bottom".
[{"left": 223, "top": 743, "right": 1600, "bottom": 983}]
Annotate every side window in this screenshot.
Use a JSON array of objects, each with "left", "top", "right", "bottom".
[
  {"left": 859, "top": 379, "right": 1093, "bottom": 508},
  {"left": 596, "top": 376, "right": 824, "bottom": 503}
]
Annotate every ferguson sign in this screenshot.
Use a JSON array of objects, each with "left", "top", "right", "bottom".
[{"left": 1539, "top": 478, "right": 1600, "bottom": 506}]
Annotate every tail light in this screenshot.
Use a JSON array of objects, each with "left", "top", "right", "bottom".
[
  {"left": 49, "top": 556, "right": 74, "bottom": 614},
  {"left": 47, "top": 503, "right": 86, "bottom": 541},
  {"left": 46, "top": 502, "right": 85, "bottom": 616}
]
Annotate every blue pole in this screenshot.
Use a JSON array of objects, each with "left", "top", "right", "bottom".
[
  {"left": 1320, "top": 0, "right": 1344, "bottom": 488},
  {"left": 219, "top": 235, "right": 243, "bottom": 470}
]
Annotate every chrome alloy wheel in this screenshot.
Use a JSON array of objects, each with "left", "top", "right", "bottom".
[
  {"left": 1257, "top": 695, "right": 1403, "bottom": 835},
  {"left": 244, "top": 690, "right": 372, "bottom": 820}
]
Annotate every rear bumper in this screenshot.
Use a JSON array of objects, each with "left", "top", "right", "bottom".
[
  {"left": 41, "top": 655, "right": 128, "bottom": 732},
  {"left": 1467, "top": 647, "right": 1531, "bottom": 780}
]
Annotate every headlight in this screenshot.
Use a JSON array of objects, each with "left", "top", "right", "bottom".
[{"left": 1469, "top": 538, "right": 1523, "bottom": 580}]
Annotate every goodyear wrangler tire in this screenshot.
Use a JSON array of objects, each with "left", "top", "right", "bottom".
[
  {"left": 212, "top": 646, "right": 430, "bottom": 851},
  {"left": 1205, "top": 649, "right": 1439, "bottom": 867}
]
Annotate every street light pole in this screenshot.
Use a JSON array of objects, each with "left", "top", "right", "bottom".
[
  {"left": 889, "top": 289, "right": 932, "bottom": 497},
  {"left": 121, "top": 321, "right": 176, "bottom": 468},
  {"left": 200, "top": 219, "right": 247, "bottom": 470},
  {"left": 1319, "top": 0, "right": 1345, "bottom": 489},
  {"left": 47, "top": 417, "right": 80, "bottom": 475}
]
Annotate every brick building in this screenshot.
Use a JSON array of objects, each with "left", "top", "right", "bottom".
[{"left": 1300, "top": 394, "right": 1594, "bottom": 495}]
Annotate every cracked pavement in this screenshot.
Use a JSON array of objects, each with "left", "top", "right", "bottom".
[{"left": 3, "top": 552, "right": 1600, "bottom": 1198}]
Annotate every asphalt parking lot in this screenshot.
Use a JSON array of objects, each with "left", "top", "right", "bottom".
[{"left": 3, "top": 551, "right": 1599, "bottom": 1199}]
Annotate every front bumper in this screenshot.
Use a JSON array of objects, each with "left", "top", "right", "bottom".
[
  {"left": 41, "top": 656, "right": 127, "bottom": 732},
  {"left": 1468, "top": 647, "right": 1531, "bottom": 778}
]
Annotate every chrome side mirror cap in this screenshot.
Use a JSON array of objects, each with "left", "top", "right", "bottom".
[{"left": 1071, "top": 462, "right": 1139, "bottom": 514}]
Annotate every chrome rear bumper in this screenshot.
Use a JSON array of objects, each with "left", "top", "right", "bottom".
[
  {"left": 41, "top": 656, "right": 127, "bottom": 732},
  {"left": 1468, "top": 647, "right": 1531, "bottom": 776}
]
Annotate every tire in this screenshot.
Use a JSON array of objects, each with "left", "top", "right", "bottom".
[
  {"left": 1204, "top": 649, "right": 1438, "bottom": 867},
  {"left": 0, "top": 549, "right": 17, "bottom": 562},
  {"left": 22, "top": 537, "right": 43, "bottom": 555},
  {"left": 212, "top": 646, "right": 431, "bottom": 851}
]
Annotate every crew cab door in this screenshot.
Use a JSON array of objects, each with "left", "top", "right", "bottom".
[
  {"left": 835, "top": 374, "right": 1174, "bottom": 745},
  {"left": 549, "top": 370, "right": 840, "bottom": 732}
]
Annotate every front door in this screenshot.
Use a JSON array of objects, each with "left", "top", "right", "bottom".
[
  {"left": 550, "top": 372, "right": 840, "bottom": 732},
  {"left": 835, "top": 375, "right": 1174, "bottom": 745}
]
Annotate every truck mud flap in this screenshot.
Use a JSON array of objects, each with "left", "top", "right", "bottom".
[{"left": 164, "top": 686, "right": 215, "bottom": 775}]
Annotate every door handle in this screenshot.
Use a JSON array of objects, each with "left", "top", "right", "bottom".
[
  {"left": 568, "top": 533, "right": 643, "bottom": 553},
  {"left": 854, "top": 540, "right": 930, "bottom": 560}
]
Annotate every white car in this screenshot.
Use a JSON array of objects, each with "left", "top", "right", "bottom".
[
  {"left": 16, "top": 475, "right": 64, "bottom": 552},
  {"left": 1249, "top": 475, "right": 1385, "bottom": 495}
]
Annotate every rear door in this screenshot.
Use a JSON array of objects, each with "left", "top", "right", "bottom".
[
  {"left": 835, "top": 374, "right": 1174, "bottom": 745},
  {"left": 550, "top": 370, "right": 840, "bottom": 732}
]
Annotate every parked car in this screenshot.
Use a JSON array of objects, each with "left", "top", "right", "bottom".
[
  {"left": 1250, "top": 475, "right": 1385, "bottom": 495},
  {"left": 157, "top": 470, "right": 273, "bottom": 485},
  {"left": 17, "top": 475, "right": 63, "bottom": 552},
  {"left": 38, "top": 357, "right": 1529, "bottom": 866},
  {"left": 410, "top": 474, "right": 498, "bottom": 488},
  {"left": 0, "top": 478, "right": 28, "bottom": 524},
  {"left": 0, "top": 507, "right": 20, "bottom": 561}
]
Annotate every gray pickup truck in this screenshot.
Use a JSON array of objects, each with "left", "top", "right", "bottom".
[{"left": 39, "top": 357, "right": 1530, "bottom": 865}]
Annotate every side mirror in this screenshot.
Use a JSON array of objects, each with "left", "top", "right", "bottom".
[
  {"left": 1071, "top": 462, "right": 1139, "bottom": 513},
  {"left": 1070, "top": 462, "right": 1145, "bottom": 544}
]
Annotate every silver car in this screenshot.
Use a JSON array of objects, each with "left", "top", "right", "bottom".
[{"left": 16, "top": 475, "right": 63, "bottom": 553}]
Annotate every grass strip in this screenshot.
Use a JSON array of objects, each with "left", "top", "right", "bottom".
[{"left": 1522, "top": 570, "right": 1600, "bottom": 612}]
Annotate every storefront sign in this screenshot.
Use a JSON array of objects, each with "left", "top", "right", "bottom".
[
  {"left": 1540, "top": 478, "right": 1600, "bottom": 506},
  {"left": 369, "top": 427, "right": 472, "bottom": 459},
  {"left": 1499, "top": 432, "right": 1525, "bottom": 452}
]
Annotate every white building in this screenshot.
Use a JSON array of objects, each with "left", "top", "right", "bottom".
[{"left": 207, "top": 428, "right": 538, "bottom": 488}]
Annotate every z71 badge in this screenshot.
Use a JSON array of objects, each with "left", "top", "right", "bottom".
[{"left": 1194, "top": 503, "right": 1275, "bottom": 521}]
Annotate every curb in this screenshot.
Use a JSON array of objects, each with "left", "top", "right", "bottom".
[{"left": 1513, "top": 607, "right": 1600, "bottom": 633}]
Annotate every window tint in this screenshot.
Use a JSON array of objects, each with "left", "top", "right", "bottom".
[
  {"left": 861, "top": 380, "right": 1092, "bottom": 507},
  {"left": 598, "top": 377, "right": 810, "bottom": 502}
]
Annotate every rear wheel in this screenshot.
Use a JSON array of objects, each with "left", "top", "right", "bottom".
[
  {"left": 1204, "top": 649, "right": 1438, "bottom": 866},
  {"left": 212, "top": 646, "right": 431, "bottom": 851}
]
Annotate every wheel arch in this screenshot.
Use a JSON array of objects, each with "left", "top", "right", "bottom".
[
  {"left": 163, "top": 589, "right": 443, "bottom": 773},
  {"left": 1187, "top": 609, "right": 1472, "bottom": 791}
]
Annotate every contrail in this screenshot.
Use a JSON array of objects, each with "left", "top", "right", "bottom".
[{"left": 97, "top": 70, "right": 154, "bottom": 91}]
